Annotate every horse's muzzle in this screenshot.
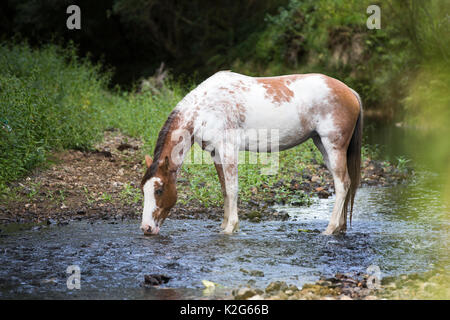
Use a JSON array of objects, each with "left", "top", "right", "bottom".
[{"left": 141, "top": 224, "right": 160, "bottom": 235}]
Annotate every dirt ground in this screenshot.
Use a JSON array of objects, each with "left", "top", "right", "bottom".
[{"left": 0, "top": 130, "right": 409, "bottom": 226}]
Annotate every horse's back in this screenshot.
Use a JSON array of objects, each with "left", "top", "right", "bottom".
[
  {"left": 199, "top": 71, "right": 359, "bottom": 119},
  {"left": 180, "top": 71, "right": 360, "bottom": 150}
]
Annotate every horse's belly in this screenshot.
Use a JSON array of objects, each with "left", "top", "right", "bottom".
[{"left": 240, "top": 104, "right": 310, "bottom": 152}]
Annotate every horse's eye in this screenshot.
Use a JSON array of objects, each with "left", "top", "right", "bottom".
[{"left": 155, "top": 188, "right": 163, "bottom": 196}]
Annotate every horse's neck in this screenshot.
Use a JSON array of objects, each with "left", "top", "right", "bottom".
[{"left": 160, "top": 110, "right": 195, "bottom": 173}]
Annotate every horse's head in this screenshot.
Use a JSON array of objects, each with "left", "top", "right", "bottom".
[{"left": 140, "top": 154, "right": 177, "bottom": 235}]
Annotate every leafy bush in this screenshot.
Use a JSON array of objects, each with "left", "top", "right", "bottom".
[
  {"left": 231, "top": 0, "right": 449, "bottom": 118},
  {"left": 0, "top": 41, "right": 190, "bottom": 190},
  {"left": 0, "top": 42, "right": 110, "bottom": 186}
]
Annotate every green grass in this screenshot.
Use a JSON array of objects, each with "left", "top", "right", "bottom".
[{"left": 174, "top": 141, "right": 322, "bottom": 208}]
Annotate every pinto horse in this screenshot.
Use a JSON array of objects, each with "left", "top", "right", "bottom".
[{"left": 140, "top": 71, "right": 362, "bottom": 236}]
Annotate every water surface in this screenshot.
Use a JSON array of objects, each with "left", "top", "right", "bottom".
[{"left": 0, "top": 172, "right": 447, "bottom": 299}]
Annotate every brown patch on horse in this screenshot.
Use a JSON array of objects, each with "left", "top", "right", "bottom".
[
  {"left": 324, "top": 76, "right": 360, "bottom": 148},
  {"left": 256, "top": 78, "right": 294, "bottom": 104},
  {"left": 141, "top": 110, "right": 180, "bottom": 188},
  {"left": 153, "top": 157, "right": 178, "bottom": 214}
]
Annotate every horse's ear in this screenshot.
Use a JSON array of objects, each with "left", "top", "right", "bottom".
[{"left": 145, "top": 155, "right": 153, "bottom": 168}]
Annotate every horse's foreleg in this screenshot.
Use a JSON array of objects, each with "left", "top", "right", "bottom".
[
  {"left": 215, "top": 142, "right": 239, "bottom": 234},
  {"left": 321, "top": 140, "right": 351, "bottom": 235},
  {"left": 214, "top": 162, "right": 229, "bottom": 229}
]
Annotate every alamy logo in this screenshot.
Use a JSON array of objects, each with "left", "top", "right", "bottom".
[
  {"left": 66, "top": 5, "right": 81, "bottom": 30},
  {"left": 66, "top": 265, "right": 81, "bottom": 289},
  {"left": 367, "top": 5, "right": 381, "bottom": 29}
]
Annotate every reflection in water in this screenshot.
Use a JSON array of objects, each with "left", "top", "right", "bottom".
[{"left": 366, "top": 119, "right": 449, "bottom": 298}]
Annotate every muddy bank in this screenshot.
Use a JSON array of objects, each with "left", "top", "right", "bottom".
[
  {"left": 231, "top": 267, "right": 450, "bottom": 300},
  {"left": 0, "top": 130, "right": 411, "bottom": 227},
  {"left": 232, "top": 273, "right": 380, "bottom": 300}
]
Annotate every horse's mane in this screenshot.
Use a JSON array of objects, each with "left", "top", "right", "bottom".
[{"left": 141, "top": 109, "right": 179, "bottom": 187}]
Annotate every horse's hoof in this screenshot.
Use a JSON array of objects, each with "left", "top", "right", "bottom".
[
  {"left": 222, "top": 222, "right": 239, "bottom": 234},
  {"left": 221, "top": 226, "right": 237, "bottom": 235},
  {"left": 322, "top": 228, "right": 346, "bottom": 235},
  {"left": 322, "top": 228, "right": 337, "bottom": 235},
  {"left": 322, "top": 224, "right": 347, "bottom": 235}
]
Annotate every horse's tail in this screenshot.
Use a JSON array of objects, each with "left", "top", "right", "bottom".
[{"left": 346, "top": 89, "right": 363, "bottom": 225}]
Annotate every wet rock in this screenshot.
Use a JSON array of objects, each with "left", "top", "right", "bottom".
[
  {"left": 316, "top": 279, "right": 333, "bottom": 287},
  {"left": 317, "top": 189, "right": 331, "bottom": 199},
  {"left": 240, "top": 268, "right": 264, "bottom": 277},
  {"left": 301, "top": 283, "right": 339, "bottom": 297},
  {"left": 244, "top": 272, "right": 386, "bottom": 300},
  {"left": 267, "top": 292, "right": 289, "bottom": 300},
  {"left": 246, "top": 211, "right": 262, "bottom": 223},
  {"left": 46, "top": 218, "right": 56, "bottom": 225},
  {"left": 287, "top": 284, "right": 299, "bottom": 292},
  {"left": 265, "top": 281, "right": 288, "bottom": 294},
  {"left": 285, "top": 290, "right": 294, "bottom": 296},
  {"left": 234, "top": 287, "right": 258, "bottom": 300},
  {"left": 144, "top": 274, "right": 171, "bottom": 286},
  {"left": 250, "top": 270, "right": 264, "bottom": 277}
]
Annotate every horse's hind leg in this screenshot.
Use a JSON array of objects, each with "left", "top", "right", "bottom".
[
  {"left": 319, "top": 137, "right": 351, "bottom": 235},
  {"left": 222, "top": 162, "right": 239, "bottom": 234}
]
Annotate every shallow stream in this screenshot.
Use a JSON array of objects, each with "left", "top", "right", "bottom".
[{"left": 0, "top": 171, "right": 447, "bottom": 299}]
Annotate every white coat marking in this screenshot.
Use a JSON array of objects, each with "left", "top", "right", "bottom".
[{"left": 141, "top": 177, "right": 161, "bottom": 231}]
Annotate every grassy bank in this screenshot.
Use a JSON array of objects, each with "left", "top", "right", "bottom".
[
  {"left": 0, "top": 42, "right": 109, "bottom": 187},
  {"left": 0, "top": 42, "right": 180, "bottom": 192}
]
